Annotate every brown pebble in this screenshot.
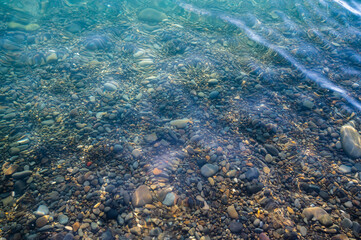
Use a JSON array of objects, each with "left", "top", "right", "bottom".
[
  {"left": 259, "top": 233, "right": 270, "bottom": 240},
  {"left": 84, "top": 186, "right": 91, "bottom": 192},
  {"left": 73, "top": 222, "right": 80, "bottom": 232},
  {"left": 4, "top": 164, "right": 18, "bottom": 176},
  {"left": 36, "top": 216, "right": 49, "bottom": 228}
]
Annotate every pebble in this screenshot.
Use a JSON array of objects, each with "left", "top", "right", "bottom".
[
  {"left": 200, "top": 163, "right": 219, "bottom": 177},
  {"left": 245, "top": 167, "right": 260, "bottom": 180},
  {"left": 9, "top": 147, "right": 20, "bottom": 155},
  {"left": 138, "top": 8, "right": 167, "bottom": 24},
  {"left": 340, "top": 122, "right": 361, "bottom": 158},
  {"left": 36, "top": 216, "right": 49, "bottom": 228},
  {"left": 227, "top": 205, "right": 239, "bottom": 219},
  {"left": 170, "top": 119, "right": 190, "bottom": 128},
  {"left": 302, "top": 207, "right": 332, "bottom": 226},
  {"left": 341, "top": 218, "right": 353, "bottom": 229},
  {"left": 299, "top": 226, "right": 307, "bottom": 236},
  {"left": 209, "top": 90, "right": 220, "bottom": 99},
  {"left": 42, "top": 119, "right": 55, "bottom": 125},
  {"left": 34, "top": 205, "right": 49, "bottom": 216},
  {"left": 339, "top": 165, "right": 352, "bottom": 174},
  {"left": 132, "top": 185, "right": 153, "bottom": 207},
  {"left": 162, "top": 192, "right": 175, "bottom": 206},
  {"left": 12, "top": 170, "right": 32, "bottom": 179},
  {"left": 58, "top": 214, "right": 69, "bottom": 225},
  {"left": 229, "top": 221, "right": 243, "bottom": 233},
  {"left": 104, "top": 82, "right": 118, "bottom": 91}
]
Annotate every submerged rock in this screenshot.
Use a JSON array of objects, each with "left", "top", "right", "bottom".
[
  {"left": 138, "top": 8, "right": 167, "bottom": 24},
  {"left": 132, "top": 185, "right": 153, "bottom": 207},
  {"left": 302, "top": 207, "right": 332, "bottom": 226},
  {"left": 200, "top": 163, "right": 219, "bottom": 177},
  {"left": 340, "top": 122, "right": 361, "bottom": 158}
]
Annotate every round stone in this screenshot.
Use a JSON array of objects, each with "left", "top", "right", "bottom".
[
  {"left": 200, "top": 164, "right": 219, "bottom": 177},
  {"left": 132, "top": 185, "right": 153, "bottom": 207}
]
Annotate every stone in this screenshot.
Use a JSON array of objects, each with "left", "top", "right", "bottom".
[
  {"left": 299, "top": 226, "right": 307, "bottom": 236},
  {"left": 227, "top": 205, "right": 239, "bottom": 219},
  {"left": 259, "top": 233, "right": 270, "bottom": 240},
  {"left": 132, "top": 185, "right": 153, "bottom": 207},
  {"left": 302, "top": 207, "right": 332, "bottom": 226},
  {"left": 42, "top": 119, "right": 54, "bottom": 125},
  {"left": 138, "top": 8, "right": 167, "bottom": 24},
  {"left": 339, "top": 165, "right": 352, "bottom": 173},
  {"left": 35, "top": 205, "right": 49, "bottom": 216},
  {"left": 104, "top": 82, "right": 118, "bottom": 91},
  {"left": 229, "top": 221, "right": 243, "bottom": 233},
  {"left": 264, "top": 144, "right": 279, "bottom": 156},
  {"left": 106, "top": 209, "right": 118, "bottom": 219},
  {"left": 340, "top": 123, "right": 361, "bottom": 158},
  {"left": 246, "top": 182, "right": 264, "bottom": 194},
  {"left": 12, "top": 170, "right": 32, "bottom": 179},
  {"left": 331, "top": 234, "right": 349, "bottom": 240},
  {"left": 170, "top": 119, "right": 190, "bottom": 128},
  {"left": 36, "top": 216, "right": 49, "bottom": 228},
  {"left": 245, "top": 167, "right": 260, "bottom": 181},
  {"left": 162, "top": 192, "right": 175, "bottom": 206},
  {"left": 145, "top": 133, "right": 158, "bottom": 143},
  {"left": 130, "top": 226, "right": 142, "bottom": 235},
  {"left": 58, "top": 214, "right": 69, "bottom": 225},
  {"left": 200, "top": 164, "right": 219, "bottom": 177},
  {"left": 209, "top": 90, "right": 220, "bottom": 99},
  {"left": 9, "top": 147, "right": 20, "bottom": 155},
  {"left": 46, "top": 53, "right": 57, "bottom": 63},
  {"left": 341, "top": 218, "right": 353, "bottom": 229},
  {"left": 149, "top": 227, "right": 162, "bottom": 236}
]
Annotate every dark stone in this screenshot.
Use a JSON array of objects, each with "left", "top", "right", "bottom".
[
  {"left": 209, "top": 90, "right": 220, "bottom": 99},
  {"left": 284, "top": 231, "right": 298, "bottom": 240},
  {"left": 105, "top": 185, "right": 115, "bottom": 193},
  {"left": 101, "top": 229, "right": 114, "bottom": 240},
  {"left": 246, "top": 182, "right": 264, "bottom": 194},
  {"left": 229, "top": 221, "right": 243, "bottom": 233},
  {"left": 245, "top": 167, "right": 260, "bottom": 181},
  {"left": 113, "top": 144, "right": 122, "bottom": 153},
  {"left": 12, "top": 170, "right": 32, "bottom": 179},
  {"left": 63, "top": 233, "right": 74, "bottom": 240},
  {"left": 353, "top": 221, "right": 360, "bottom": 238},
  {"left": 264, "top": 144, "right": 279, "bottom": 156},
  {"left": 106, "top": 209, "right": 118, "bottom": 219},
  {"left": 14, "top": 180, "right": 26, "bottom": 195},
  {"left": 319, "top": 190, "right": 330, "bottom": 200}
]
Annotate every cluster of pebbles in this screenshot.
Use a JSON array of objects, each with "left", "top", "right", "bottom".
[{"left": 0, "top": 0, "right": 361, "bottom": 240}]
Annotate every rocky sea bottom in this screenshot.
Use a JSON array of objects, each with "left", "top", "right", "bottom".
[{"left": 1, "top": 1, "right": 361, "bottom": 240}]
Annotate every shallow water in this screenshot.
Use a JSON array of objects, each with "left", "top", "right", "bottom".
[{"left": 1, "top": 0, "right": 361, "bottom": 239}]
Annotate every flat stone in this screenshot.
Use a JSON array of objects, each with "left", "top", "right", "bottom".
[
  {"left": 104, "top": 82, "right": 118, "bottom": 91},
  {"left": 9, "top": 147, "right": 20, "bottom": 155},
  {"left": 36, "top": 216, "right": 49, "bottom": 228},
  {"left": 209, "top": 90, "right": 220, "bottom": 99},
  {"left": 340, "top": 123, "right": 361, "bottom": 158},
  {"left": 264, "top": 144, "right": 279, "bottom": 156},
  {"left": 331, "top": 234, "right": 349, "bottom": 240},
  {"left": 42, "top": 119, "right": 54, "bottom": 125},
  {"left": 200, "top": 164, "right": 219, "bottom": 177},
  {"left": 302, "top": 207, "right": 332, "bottom": 226},
  {"left": 227, "top": 205, "right": 239, "bottom": 219},
  {"left": 341, "top": 218, "right": 353, "bottom": 229},
  {"left": 170, "top": 119, "right": 190, "bottom": 129},
  {"left": 12, "top": 170, "right": 32, "bottom": 179},
  {"left": 132, "top": 185, "right": 153, "bottom": 207},
  {"left": 229, "top": 221, "right": 243, "bottom": 233},
  {"left": 339, "top": 165, "right": 352, "bottom": 173},
  {"left": 300, "top": 226, "right": 307, "bottom": 236},
  {"left": 138, "top": 8, "right": 167, "bottom": 24}
]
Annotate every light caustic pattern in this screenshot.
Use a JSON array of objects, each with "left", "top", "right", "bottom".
[{"left": 176, "top": 0, "right": 361, "bottom": 111}]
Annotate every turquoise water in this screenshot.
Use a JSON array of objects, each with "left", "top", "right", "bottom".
[{"left": 1, "top": 0, "right": 361, "bottom": 239}]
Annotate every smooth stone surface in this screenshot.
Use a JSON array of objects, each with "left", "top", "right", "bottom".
[
  {"left": 58, "top": 214, "right": 69, "bottom": 225},
  {"left": 245, "top": 167, "right": 260, "bottom": 180},
  {"left": 300, "top": 226, "right": 307, "bottom": 236},
  {"left": 200, "top": 163, "right": 219, "bottom": 177},
  {"left": 35, "top": 205, "right": 49, "bottom": 216},
  {"left": 229, "top": 221, "right": 243, "bottom": 233},
  {"left": 302, "top": 207, "right": 332, "bottom": 226},
  {"left": 132, "top": 185, "right": 153, "bottom": 207},
  {"left": 42, "top": 119, "right": 54, "bottom": 125},
  {"left": 170, "top": 119, "right": 190, "bottom": 128},
  {"left": 162, "top": 192, "right": 175, "bottom": 206},
  {"left": 341, "top": 218, "right": 353, "bottom": 229},
  {"left": 227, "top": 205, "right": 239, "bottom": 219},
  {"left": 104, "top": 82, "right": 118, "bottom": 91},
  {"left": 339, "top": 165, "right": 352, "bottom": 173},
  {"left": 340, "top": 123, "right": 361, "bottom": 158},
  {"left": 36, "top": 216, "right": 49, "bottom": 228},
  {"left": 138, "top": 8, "right": 167, "bottom": 24},
  {"left": 12, "top": 170, "right": 32, "bottom": 179},
  {"left": 209, "top": 90, "right": 220, "bottom": 99}
]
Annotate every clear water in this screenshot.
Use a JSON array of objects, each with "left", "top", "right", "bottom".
[{"left": 1, "top": 0, "right": 361, "bottom": 239}]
